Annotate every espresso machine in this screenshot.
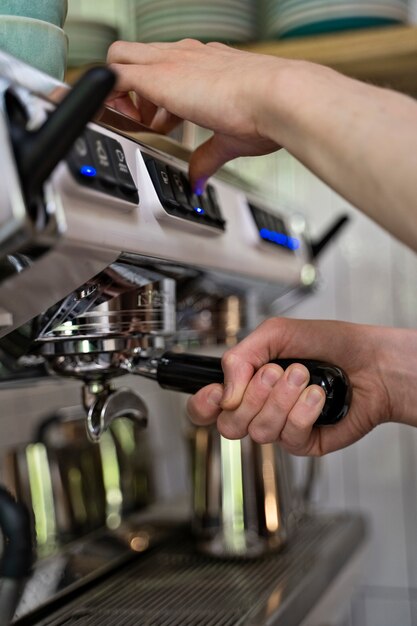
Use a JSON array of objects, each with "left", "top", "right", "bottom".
[{"left": 0, "top": 52, "right": 366, "bottom": 626}]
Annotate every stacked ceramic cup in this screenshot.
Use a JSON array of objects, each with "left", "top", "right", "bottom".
[
  {"left": 135, "top": 0, "right": 257, "bottom": 44},
  {"left": 264, "top": 0, "right": 409, "bottom": 39},
  {"left": 65, "top": 0, "right": 120, "bottom": 67},
  {"left": 0, "top": 0, "right": 68, "bottom": 80}
]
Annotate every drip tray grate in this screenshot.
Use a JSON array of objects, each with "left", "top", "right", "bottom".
[{"left": 30, "top": 514, "right": 367, "bottom": 626}]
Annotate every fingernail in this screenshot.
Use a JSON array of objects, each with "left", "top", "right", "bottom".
[
  {"left": 222, "top": 383, "right": 234, "bottom": 404},
  {"left": 208, "top": 388, "right": 223, "bottom": 407},
  {"left": 306, "top": 388, "right": 324, "bottom": 406},
  {"left": 261, "top": 367, "right": 281, "bottom": 388},
  {"left": 193, "top": 178, "right": 206, "bottom": 195},
  {"left": 288, "top": 367, "right": 308, "bottom": 387}
]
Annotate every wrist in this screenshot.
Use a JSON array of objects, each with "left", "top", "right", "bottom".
[
  {"left": 254, "top": 58, "right": 322, "bottom": 146},
  {"left": 376, "top": 326, "right": 417, "bottom": 426},
  {"left": 254, "top": 58, "right": 349, "bottom": 156}
]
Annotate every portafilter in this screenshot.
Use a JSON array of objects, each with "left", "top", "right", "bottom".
[{"left": 34, "top": 261, "right": 351, "bottom": 443}]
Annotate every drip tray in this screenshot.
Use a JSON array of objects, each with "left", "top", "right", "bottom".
[{"left": 21, "top": 514, "right": 367, "bottom": 626}]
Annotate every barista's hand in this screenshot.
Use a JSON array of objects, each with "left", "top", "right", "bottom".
[
  {"left": 106, "top": 39, "right": 283, "bottom": 191},
  {"left": 187, "top": 318, "right": 417, "bottom": 456},
  {"left": 107, "top": 39, "right": 417, "bottom": 251}
]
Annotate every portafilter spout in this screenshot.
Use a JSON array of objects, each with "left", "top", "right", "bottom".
[{"left": 82, "top": 382, "right": 148, "bottom": 443}]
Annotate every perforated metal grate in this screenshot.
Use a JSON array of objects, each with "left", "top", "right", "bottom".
[{"left": 32, "top": 515, "right": 364, "bottom": 626}]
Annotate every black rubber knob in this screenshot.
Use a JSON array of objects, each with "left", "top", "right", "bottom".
[{"left": 0, "top": 486, "right": 33, "bottom": 579}]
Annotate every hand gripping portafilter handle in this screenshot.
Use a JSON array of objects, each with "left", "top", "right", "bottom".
[{"left": 156, "top": 352, "right": 351, "bottom": 426}]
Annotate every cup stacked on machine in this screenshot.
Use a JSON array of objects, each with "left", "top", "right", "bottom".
[
  {"left": 0, "top": 0, "right": 68, "bottom": 80},
  {"left": 264, "top": 0, "right": 409, "bottom": 39},
  {"left": 65, "top": 0, "right": 120, "bottom": 68},
  {"left": 135, "top": 0, "right": 257, "bottom": 44}
]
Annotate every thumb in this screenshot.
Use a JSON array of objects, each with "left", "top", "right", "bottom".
[{"left": 189, "top": 133, "right": 238, "bottom": 193}]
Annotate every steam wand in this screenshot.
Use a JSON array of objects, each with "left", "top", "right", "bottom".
[{"left": 6, "top": 67, "right": 116, "bottom": 202}]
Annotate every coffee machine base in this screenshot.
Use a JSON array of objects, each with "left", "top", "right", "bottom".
[{"left": 14, "top": 512, "right": 367, "bottom": 626}]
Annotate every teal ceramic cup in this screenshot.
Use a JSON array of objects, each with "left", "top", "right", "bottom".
[
  {"left": 0, "top": 16, "right": 68, "bottom": 80},
  {"left": 0, "top": 0, "right": 68, "bottom": 28}
]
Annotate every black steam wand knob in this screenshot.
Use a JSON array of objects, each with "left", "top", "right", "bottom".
[
  {"left": 6, "top": 67, "right": 116, "bottom": 202},
  {"left": 0, "top": 486, "right": 33, "bottom": 624}
]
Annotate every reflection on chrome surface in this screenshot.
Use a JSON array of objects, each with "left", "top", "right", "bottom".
[{"left": 3, "top": 412, "right": 152, "bottom": 560}]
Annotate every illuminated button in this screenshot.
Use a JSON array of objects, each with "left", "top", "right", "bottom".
[
  {"left": 287, "top": 237, "right": 300, "bottom": 250},
  {"left": 80, "top": 165, "right": 97, "bottom": 178},
  {"left": 68, "top": 133, "right": 96, "bottom": 181}
]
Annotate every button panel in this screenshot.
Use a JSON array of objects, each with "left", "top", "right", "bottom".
[
  {"left": 144, "top": 156, "right": 225, "bottom": 231},
  {"left": 67, "top": 129, "right": 139, "bottom": 203},
  {"left": 249, "top": 203, "right": 300, "bottom": 252}
]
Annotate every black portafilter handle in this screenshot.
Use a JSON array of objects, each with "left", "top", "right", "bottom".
[
  {"left": 6, "top": 67, "right": 116, "bottom": 201},
  {"left": 156, "top": 352, "right": 351, "bottom": 426},
  {"left": 0, "top": 486, "right": 33, "bottom": 580}
]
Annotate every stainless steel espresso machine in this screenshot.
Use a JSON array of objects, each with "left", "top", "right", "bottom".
[{"left": 0, "top": 52, "right": 367, "bottom": 626}]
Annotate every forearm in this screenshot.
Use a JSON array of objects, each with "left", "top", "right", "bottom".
[{"left": 259, "top": 61, "right": 417, "bottom": 251}]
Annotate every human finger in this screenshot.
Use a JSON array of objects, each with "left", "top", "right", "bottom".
[
  {"left": 135, "top": 95, "right": 158, "bottom": 127},
  {"left": 219, "top": 319, "right": 285, "bottom": 412},
  {"left": 189, "top": 134, "right": 238, "bottom": 193},
  {"left": 107, "top": 41, "right": 164, "bottom": 66},
  {"left": 108, "top": 64, "right": 172, "bottom": 112},
  {"left": 187, "top": 384, "right": 223, "bottom": 426},
  {"left": 147, "top": 38, "right": 205, "bottom": 50},
  {"left": 304, "top": 400, "right": 374, "bottom": 457},
  {"left": 247, "top": 363, "right": 311, "bottom": 444},
  {"left": 106, "top": 94, "right": 142, "bottom": 122},
  {"left": 278, "top": 385, "right": 326, "bottom": 453},
  {"left": 217, "top": 364, "right": 284, "bottom": 440},
  {"left": 189, "top": 133, "right": 278, "bottom": 196},
  {"left": 150, "top": 107, "right": 183, "bottom": 134},
  {"left": 206, "top": 41, "right": 241, "bottom": 53}
]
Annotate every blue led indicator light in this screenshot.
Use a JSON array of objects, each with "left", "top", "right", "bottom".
[
  {"left": 287, "top": 237, "right": 301, "bottom": 250},
  {"left": 259, "top": 228, "right": 300, "bottom": 250},
  {"left": 194, "top": 207, "right": 205, "bottom": 215},
  {"left": 273, "top": 232, "right": 287, "bottom": 245},
  {"left": 80, "top": 165, "right": 97, "bottom": 178}
]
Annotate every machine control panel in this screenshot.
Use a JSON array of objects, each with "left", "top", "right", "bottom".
[
  {"left": 249, "top": 203, "right": 300, "bottom": 252},
  {"left": 144, "top": 156, "right": 226, "bottom": 231},
  {"left": 66, "top": 129, "right": 139, "bottom": 204}
]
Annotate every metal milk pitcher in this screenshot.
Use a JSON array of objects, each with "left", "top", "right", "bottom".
[{"left": 189, "top": 425, "right": 316, "bottom": 558}]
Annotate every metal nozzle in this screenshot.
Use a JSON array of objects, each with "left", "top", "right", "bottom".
[{"left": 82, "top": 383, "right": 148, "bottom": 443}]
